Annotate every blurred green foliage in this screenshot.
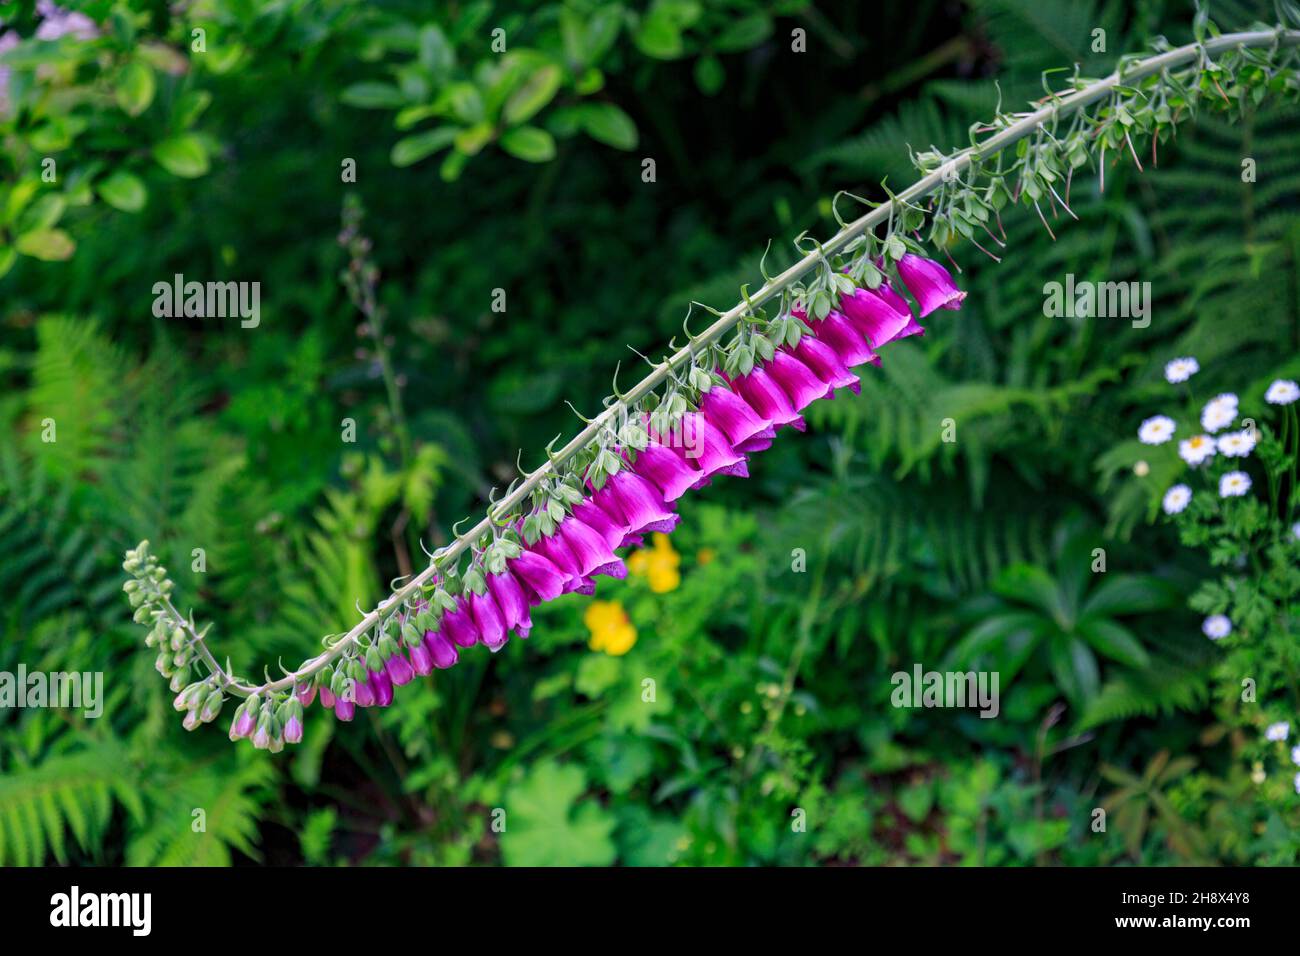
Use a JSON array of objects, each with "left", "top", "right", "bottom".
[{"left": 1, "top": 0, "right": 1299, "bottom": 866}]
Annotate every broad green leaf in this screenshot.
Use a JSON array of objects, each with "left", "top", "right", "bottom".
[
  {"left": 500, "top": 125, "right": 556, "bottom": 162},
  {"left": 636, "top": 8, "right": 684, "bottom": 59},
  {"left": 580, "top": 102, "right": 638, "bottom": 150},
  {"left": 503, "top": 64, "right": 562, "bottom": 126},
  {"left": 1078, "top": 619, "right": 1149, "bottom": 669},
  {"left": 96, "top": 171, "right": 147, "bottom": 212},
  {"left": 562, "top": 5, "right": 623, "bottom": 67},
  {"left": 16, "top": 229, "right": 75, "bottom": 261},
  {"left": 340, "top": 82, "right": 406, "bottom": 109},
  {"left": 991, "top": 563, "right": 1063, "bottom": 616},
  {"left": 715, "top": 13, "right": 772, "bottom": 52},
  {"left": 453, "top": 122, "right": 494, "bottom": 156},
  {"left": 694, "top": 55, "right": 724, "bottom": 95},
  {"left": 1081, "top": 574, "right": 1179, "bottom": 618},
  {"left": 1046, "top": 636, "right": 1100, "bottom": 703},
  {"left": 115, "top": 61, "right": 156, "bottom": 117},
  {"left": 390, "top": 127, "right": 457, "bottom": 167},
  {"left": 500, "top": 760, "right": 616, "bottom": 866},
  {"left": 18, "top": 194, "right": 65, "bottom": 233},
  {"left": 153, "top": 135, "right": 210, "bottom": 178}
]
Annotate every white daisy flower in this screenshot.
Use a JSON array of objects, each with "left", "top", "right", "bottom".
[
  {"left": 1219, "top": 471, "right": 1252, "bottom": 497},
  {"left": 1178, "top": 434, "right": 1216, "bottom": 466},
  {"left": 1293, "top": 521, "right": 1300, "bottom": 541},
  {"left": 1294, "top": 771, "right": 1300, "bottom": 796},
  {"left": 1202, "top": 614, "right": 1232, "bottom": 640},
  {"left": 1266, "top": 721, "right": 1290, "bottom": 742},
  {"left": 1200, "top": 393, "right": 1238, "bottom": 433},
  {"left": 1162, "top": 484, "right": 1191, "bottom": 515},
  {"left": 1216, "top": 429, "right": 1256, "bottom": 458},
  {"left": 1138, "top": 415, "right": 1176, "bottom": 445},
  {"left": 1164, "top": 357, "right": 1199, "bottom": 383},
  {"left": 1291, "top": 745, "right": 1300, "bottom": 766},
  {"left": 1265, "top": 379, "right": 1300, "bottom": 406}
]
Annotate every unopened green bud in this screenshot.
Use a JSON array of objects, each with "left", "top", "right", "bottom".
[
  {"left": 133, "top": 605, "right": 152, "bottom": 624},
  {"left": 200, "top": 689, "right": 224, "bottom": 723}
]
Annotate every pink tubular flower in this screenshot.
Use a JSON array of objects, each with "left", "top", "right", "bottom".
[
  {"left": 528, "top": 529, "right": 588, "bottom": 592},
  {"left": 840, "top": 284, "right": 913, "bottom": 347},
  {"left": 572, "top": 498, "right": 628, "bottom": 550},
  {"left": 896, "top": 254, "right": 966, "bottom": 316},
  {"left": 442, "top": 598, "right": 481, "bottom": 648},
  {"left": 334, "top": 698, "right": 356, "bottom": 721},
  {"left": 283, "top": 714, "right": 304, "bottom": 745},
  {"left": 353, "top": 675, "right": 376, "bottom": 708},
  {"left": 408, "top": 640, "right": 435, "bottom": 676},
  {"left": 558, "top": 516, "right": 626, "bottom": 579},
  {"left": 229, "top": 707, "right": 256, "bottom": 741},
  {"left": 426, "top": 630, "right": 459, "bottom": 669},
  {"left": 595, "top": 471, "right": 680, "bottom": 540},
  {"left": 765, "top": 350, "right": 832, "bottom": 411},
  {"left": 319, "top": 686, "right": 337, "bottom": 709},
  {"left": 630, "top": 440, "right": 700, "bottom": 502},
  {"left": 469, "top": 588, "right": 508, "bottom": 651},
  {"left": 731, "top": 366, "right": 805, "bottom": 431},
  {"left": 295, "top": 682, "right": 317, "bottom": 707},
  {"left": 789, "top": 337, "right": 859, "bottom": 394},
  {"left": 663, "top": 413, "right": 748, "bottom": 481},
  {"left": 801, "top": 309, "right": 880, "bottom": 369},
  {"left": 508, "top": 550, "right": 569, "bottom": 603},
  {"left": 370, "top": 668, "right": 394, "bottom": 707},
  {"left": 699, "top": 384, "right": 772, "bottom": 452},
  {"left": 385, "top": 652, "right": 415, "bottom": 686},
  {"left": 487, "top": 569, "right": 533, "bottom": 638}
]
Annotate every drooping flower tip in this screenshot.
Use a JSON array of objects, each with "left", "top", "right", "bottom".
[
  {"left": 808, "top": 310, "right": 881, "bottom": 370},
  {"left": 229, "top": 706, "right": 256, "bottom": 741},
  {"left": 839, "top": 284, "right": 912, "bottom": 347},
  {"left": 730, "top": 366, "right": 801, "bottom": 429},
  {"left": 896, "top": 254, "right": 967, "bottom": 317},
  {"left": 509, "top": 549, "right": 568, "bottom": 604},
  {"left": 283, "top": 714, "right": 304, "bottom": 745},
  {"left": 385, "top": 652, "right": 415, "bottom": 686},
  {"left": 789, "top": 337, "right": 859, "bottom": 395},
  {"left": 764, "top": 351, "right": 832, "bottom": 412},
  {"left": 630, "top": 440, "right": 699, "bottom": 502},
  {"left": 699, "top": 384, "right": 772, "bottom": 451},
  {"left": 660, "top": 413, "right": 748, "bottom": 481}
]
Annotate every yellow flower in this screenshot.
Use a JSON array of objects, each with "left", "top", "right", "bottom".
[
  {"left": 627, "top": 533, "right": 681, "bottom": 593},
  {"left": 585, "top": 600, "right": 637, "bottom": 656}
]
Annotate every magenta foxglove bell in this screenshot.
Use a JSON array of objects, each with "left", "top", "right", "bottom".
[
  {"left": 508, "top": 550, "right": 569, "bottom": 603},
  {"left": 840, "top": 284, "right": 913, "bottom": 347},
  {"left": 896, "top": 253, "right": 966, "bottom": 316},
  {"left": 699, "top": 384, "right": 772, "bottom": 452},
  {"left": 730, "top": 366, "right": 804, "bottom": 430},
  {"left": 789, "top": 337, "right": 859, "bottom": 394}
]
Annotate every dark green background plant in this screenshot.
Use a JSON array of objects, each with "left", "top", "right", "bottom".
[{"left": 1, "top": 0, "right": 1297, "bottom": 865}]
